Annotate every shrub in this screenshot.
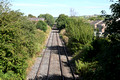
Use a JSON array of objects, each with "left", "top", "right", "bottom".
[
  {"left": 66, "top": 18, "right": 94, "bottom": 53},
  {"left": 56, "top": 14, "right": 68, "bottom": 30},
  {"left": 0, "top": 10, "right": 49, "bottom": 80},
  {"left": 75, "top": 60, "right": 98, "bottom": 80},
  {"left": 81, "top": 38, "right": 110, "bottom": 62},
  {"left": 36, "top": 20, "right": 47, "bottom": 32},
  {"left": 74, "top": 37, "right": 120, "bottom": 80},
  {"left": 38, "top": 14, "right": 55, "bottom": 27}
]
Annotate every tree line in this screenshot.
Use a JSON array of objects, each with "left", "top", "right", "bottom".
[
  {"left": 56, "top": 1, "right": 120, "bottom": 80},
  {"left": 0, "top": 1, "right": 54, "bottom": 80},
  {"left": 28, "top": 13, "right": 55, "bottom": 27}
]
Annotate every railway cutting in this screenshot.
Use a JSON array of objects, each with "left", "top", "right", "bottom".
[{"left": 27, "top": 28, "right": 77, "bottom": 80}]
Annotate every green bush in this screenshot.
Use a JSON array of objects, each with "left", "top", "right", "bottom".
[
  {"left": 56, "top": 14, "right": 68, "bottom": 30},
  {"left": 75, "top": 60, "right": 98, "bottom": 80},
  {"left": 38, "top": 14, "right": 55, "bottom": 27},
  {"left": 81, "top": 38, "right": 110, "bottom": 62},
  {"left": 36, "top": 20, "right": 47, "bottom": 32},
  {"left": 66, "top": 18, "right": 94, "bottom": 53},
  {"left": 73, "top": 1, "right": 120, "bottom": 80},
  {"left": 0, "top": 11, "right": 32, "bottom": 79},
  {"left": 65, "top": 17, "right": 120, "bottom": 80},
  {"left": 74, "top": 37, "right": 120, "bottom": 80},
  {"left": 0, "top": 10, "right": 48, "bottom": 80}
]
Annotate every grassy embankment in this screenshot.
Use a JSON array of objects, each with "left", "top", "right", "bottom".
[{"left": 26, "top": 26, "right": 51, "bottom": 74}]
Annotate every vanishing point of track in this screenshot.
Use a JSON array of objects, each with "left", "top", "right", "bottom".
[{"left": 35, "top": 28, "right": 76, "bottom": 80}]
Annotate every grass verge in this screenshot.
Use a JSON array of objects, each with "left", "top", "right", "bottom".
[{"left": 26, "top": 26, "right": 51, "bottom": 76}]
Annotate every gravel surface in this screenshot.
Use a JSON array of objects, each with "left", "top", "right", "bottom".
[
  {"left": 27, "top": 30, "right": 77, "bottom": 80},
  {"left": 26, "top": 50, "right": 44, "bottom": 80},
  {"left": 26, "top": 31, "right": 52, "bottom": 80}
]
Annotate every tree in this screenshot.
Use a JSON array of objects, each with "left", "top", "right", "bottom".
[
  {"left": 38, "top": 14, "right": 55, "bottom": 27},
  {"left": 77, "top": 1, "right": 120, "bottom": 80},
  {"left": 105, "top": 1, "right": 120, "bottom": 35},
  {"left": 66, "top": 18, "right": 94, "bottom": 52},
  {"left": 36, "top": 20, "right": 47, "bottom": 32},
  {"left": 56, "top": 14, "right": 68, "bottom": 30},
  {"left": 28, "top": 14, "right": 36, "bottom": 18},
  {"left": 102, "top": 1, "right": 120, "bottom": 79},
  {"left": 0, "top": 0, "right": 10, "bottom": 14},
  {"left": 38, "top": 14, "right": 46, "bottom": 18},
  {"left": 0, "top": 1, "right": 46, "bottom": 80}
]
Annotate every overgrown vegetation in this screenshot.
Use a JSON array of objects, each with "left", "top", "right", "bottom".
[
  {"left": 65, "top": 17, "right": 94, "bottom": 53},
  {"left": 58, "top": 1, "right": 120, "bottom": 80},
  {"left": 38, "top": 14, "right": 55, "bottom": 27},
  {"left": 56, "top": 14, "right": 68, "bottom": 30},
  {"left": 36, "top": 20, "right": 48, "bottom": 32},
  {"left": 88, "top": 15, "right": 104, "bottom": 21},
  {"left": 0, "top": 1, "right": 51, "bottom": 79}
]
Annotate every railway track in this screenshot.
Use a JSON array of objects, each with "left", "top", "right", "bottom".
[
  {"left": 33, "top": 29, "right": 76, "bottom": 80},
  {"left": 56, "top": 31, "right": 64, "bottom": 80}
]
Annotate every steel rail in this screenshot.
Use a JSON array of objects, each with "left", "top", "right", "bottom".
[
  {"left": 35, "top": 31, "right": 53, "bottom": 80},
  {"left": 47, "top": 30, "right": 54, "bottom": 80},
  {"left": 59, "top": 32, "right": 76, "bottom": 80},
  {"left": 56, "top": 31, "right": 65, "bottom": 80}
]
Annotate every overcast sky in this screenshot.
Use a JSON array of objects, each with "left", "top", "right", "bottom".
[{"left": 10, "top": 0, "right": 117, "bottom": 17}]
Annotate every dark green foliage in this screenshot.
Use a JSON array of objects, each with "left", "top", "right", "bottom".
[
  {"left": 81, "top": 38, "right": 110, "bottom": 62},
  {"left": 0, "top": 11, "right": 33, "bottom": 79},
  {"left": 73, "top": 37, "right": 120, "bottom": 80},
  {"left": 80, "top": 38, "right": 120, "bottom": 80},
  {"left": 73, "top": 1, "right": 120, "bottom": 80},
  {"left": 56, "top": 14, "right": 68, "bottom": 30},
  {"left": 75, "top": 60, "right": 98, "bottom": 80},
  {"left": 97, "top": 2, "right": 120, "bottom": 79},
  {"left": 105, "top": 2, "right": 120, "bottom": 35},
  {"left": 36, "top": 20, "right": 47, "bottom": 32},
  {"left": 38, "top": 14, "right": 55, "bottom": 26},
  {"left": 0, "top": 9, "right": 47, "bottom": 80},
  {"left": 28, "top": 14, "right": 36, "bottom": 18}
]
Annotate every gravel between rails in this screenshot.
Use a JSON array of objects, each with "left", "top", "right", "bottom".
[{"left": 27, "top": 29, "right": 77, "bottom": 80}]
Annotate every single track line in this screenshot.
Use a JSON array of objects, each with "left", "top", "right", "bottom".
[
  {"left": 59, "top": 32, "right": 76, "bottom": 80},
  {"left": 56, "top": 31, "right": 65, "bottom": 80},
  {"left": 35, "top": 31, "right": 53, "bottom": 80}
]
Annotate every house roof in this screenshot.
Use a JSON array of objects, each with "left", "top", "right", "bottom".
[
  {"left": 28, "top": 18, "right": 45, "bottom": 21},
  {"left": 89, "top": 20, "right": 101, "bottom": 25}
]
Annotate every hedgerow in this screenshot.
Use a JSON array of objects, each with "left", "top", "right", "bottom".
[{"left": 0, "top": 2, "right": 50, "bottom": 79}]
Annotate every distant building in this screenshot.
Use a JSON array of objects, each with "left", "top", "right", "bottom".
[
  {"left": 83, "top": 14, "right": 98, "bottom": 19},
  {"left": 97, "top": 21, "right": 106, "bottom": 33},
  {"left": 89, "top": 20, "right": 106, "bottom": 37},
  {"left": 28, "top": 18, "right": 45, "bottom": 21}
]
